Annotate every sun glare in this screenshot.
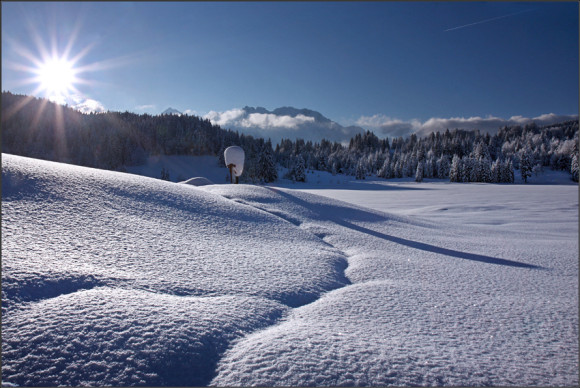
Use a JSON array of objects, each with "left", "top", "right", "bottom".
[{"left": 35, "top": 57, "right": 77, "bottom": 102}]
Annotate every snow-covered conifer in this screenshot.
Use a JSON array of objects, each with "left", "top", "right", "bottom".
[
  {"left": 415, "top": 161, "right": 424, "bottom": 182},
  {"left": 258, "top": 143, "right": 278, "bottom": 183},
  {"left": 424, "top": 158, "right": 434, "bottom": 178},
  {"left": 294, "top": 155, "right": 306, "bottom": 182},
  {"left": 505, "top": 159, "right": 515, "bottom": 183},
  {"left": 355, "top": 159, "right": 367, "bottom": 180},
  {"left": 520, "top": 148, "right": 533, "bottom": 183},
  {"left": 571, "top": 153, "right": 579, "bottom": 182},
  {"left": 378, "top": 156, "right": 392, "bottom": 179},
  {"left": 437, "top": 156, "right": 450, "bottom": 179},
  {"left": 450, "top": 155, "right": 462, "bottom": 182},
  {"left": 491, "top": 159, "right": 501, "bottom": 183},
  {"left": 462, "top": 157, "right": 473, "bottom": 183},
  {"left": 481, "top": 157, "right": 492, "bottom": 182}
]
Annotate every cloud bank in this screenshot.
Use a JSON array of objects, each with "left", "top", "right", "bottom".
[
  {"left": 204, "top": 107, "right": 364, "bottom": 145},
  {"left": 205, "top": 109, "right": 316, "bottom": 130},
  {"left": 357, "top": 113, "right": 579, "bottom": 138}
]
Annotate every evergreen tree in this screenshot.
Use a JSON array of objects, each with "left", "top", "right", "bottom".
[
  {"left": 450, "top": 155, "right": 462, "bottom": 182},
  {"left": 503, "top": 159, "right": 515, "bottom": 183},
  {"left": 378, "top": 156, "right": 392, "bottom": 179},
  {"left": 258, "top": 142, "right": 278, "bottom": 183},
  {"left": 415, "top": 161, "right": 424, "bottom": 182},
  {"left": 331, "top": 162, "right": 338, "bottom": 176},
  {"left": 571, "top": 153, "right": 579, "bottom": 182},
  {"left": 436, "top": 155, "right": 450, "bottom": 179},
  {"left": 394, "top": 160, "right": 403, "bottom": 178},
  {"left": 462, "top": 157, "right": 473, "bottom": 183},
  {"left": 424, "top": 158, "right": 434, "bottom": 179},
  {"left": 355, "top": 159, "right": 367, "bottom": 180},
  {"left": 491, "top": 158, "right": 501, "bottom": 183},
  {"left": 520, "top": 148, "right": 532, "bottom": 183},
  {"left": 479, "top": 157, "right": 492, "bottom": 182},
  {"left": 294, "top": 155, "right": 306, "bottom": 182},
  {"left": 4, "top": 92, "right": 579, "bottom": 184}
]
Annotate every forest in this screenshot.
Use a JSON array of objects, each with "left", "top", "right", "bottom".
[{"left": 2, "top": 91, "right": 578, "bottom": 184}]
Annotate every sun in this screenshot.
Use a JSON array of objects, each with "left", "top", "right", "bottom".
[{"left": 34, "top": 56, "right": 78, "bottom": 102}]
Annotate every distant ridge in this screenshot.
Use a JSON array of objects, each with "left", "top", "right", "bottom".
[{"left": 242, "top": 106, "right": 332, "bottom": 123}]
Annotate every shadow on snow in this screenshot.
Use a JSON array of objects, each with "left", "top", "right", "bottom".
[{"left": 269, "top": 187, "right": 544, "bottom": 270}]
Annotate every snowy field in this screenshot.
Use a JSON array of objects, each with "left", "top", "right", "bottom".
[{"left": 2, "top": 153, "right": 578, "bottom": 387}]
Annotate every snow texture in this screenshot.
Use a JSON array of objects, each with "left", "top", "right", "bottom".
[
  {"left": 204, "top": 184, "right": 578, "bottom": 387},
  {"left": 2, "top": 153, "right": 578, "bottom": 387},
  {"left": 2, "top": 154, "right": 345, "bottom": 386}
]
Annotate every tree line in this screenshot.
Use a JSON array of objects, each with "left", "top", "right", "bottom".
[
  {"left": 2, "top": 91, "right": 578, "bottom": 184},
  {"left": 276, "top": 122, "right": 579, "bottom": 183}
]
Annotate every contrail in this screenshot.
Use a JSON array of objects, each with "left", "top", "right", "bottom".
[{"left": 444, "top": 8, "right": 535, "bottom": 32}]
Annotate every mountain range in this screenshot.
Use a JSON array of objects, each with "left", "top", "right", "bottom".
[{"left": 205, "top": 106, "right": 365, "bottom": 145}]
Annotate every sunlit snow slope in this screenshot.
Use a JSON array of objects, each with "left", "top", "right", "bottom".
[
  {"left": 1, "top": 154, "right": 347, "bottom": 386},
  {"left": 2, "top": 153, "right": 578, "bottom": 387}
]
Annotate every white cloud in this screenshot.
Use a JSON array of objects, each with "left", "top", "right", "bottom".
[
  {"left": 204, "top": 109, "right": 316, "bottom": 130},
  {"left": 67, "top": 94, "right": 106, "bottom": 113},
  {"left": 357, "top": 113, "right": 578, "bottom": 138},
  {"left": 242, "top": 113, "right": 315, "bottom": 129},
  {"left": 205, "top": 108, "right": 246, "bottom": 127}
]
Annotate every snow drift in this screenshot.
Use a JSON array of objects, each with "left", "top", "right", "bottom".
[
  {"left": 1, "top": 154, "right": 347, "bottom": 386},
  {"left": 179, "top": 177, "right": 214, "bottom": 186},
  {"left": 2, "top": 153, "right": 578, "bottom": 387}
]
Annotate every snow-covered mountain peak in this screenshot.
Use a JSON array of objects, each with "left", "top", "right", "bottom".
[{"left": 242, "top": 106, "right": 331, "bottom": 123}]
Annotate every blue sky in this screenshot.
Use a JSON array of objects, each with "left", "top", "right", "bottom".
[{"left": 2, "top": 1, "right": 578, "bottom": 137}]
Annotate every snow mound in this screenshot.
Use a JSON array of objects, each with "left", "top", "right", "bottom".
[
  {"left": 3, "top": 289, "right": 285, "bottom": 387},
  {"left": 179, "top": 176, "right": 214, "bottom": 186},
  {"left": 1, "top": 154, "right": 348, "bottom": 386}
]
